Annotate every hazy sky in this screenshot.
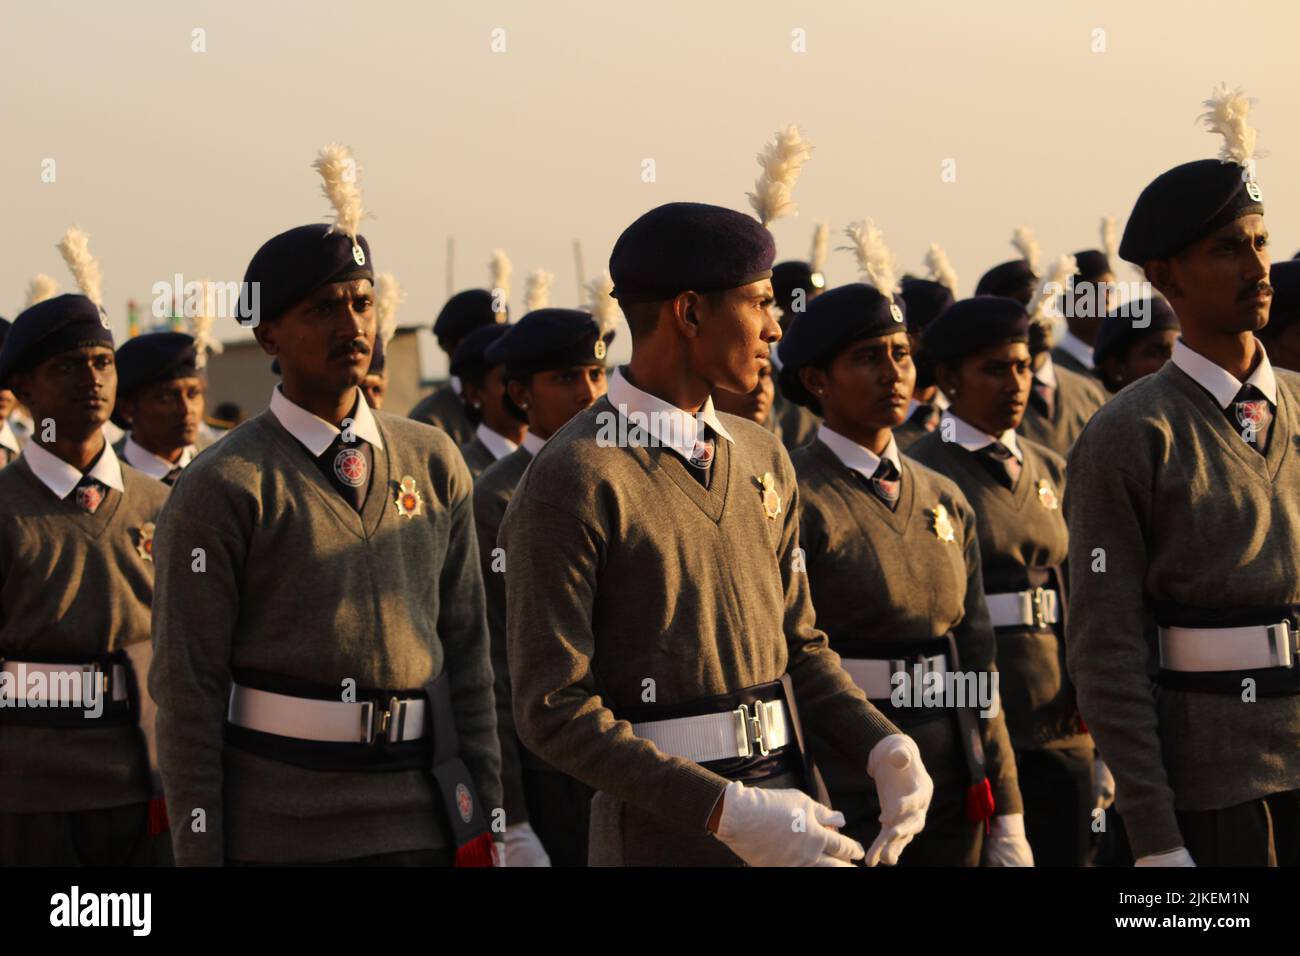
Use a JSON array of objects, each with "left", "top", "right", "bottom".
[{"left": 3, "top": 1, "right": 1297, "bottom": 371}]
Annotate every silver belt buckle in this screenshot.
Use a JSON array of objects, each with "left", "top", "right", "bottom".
[
  {"left": 733, "top": 701, "right": 773, "bottom": 759},
  {"left": 359, "top": 697, "right": 405, "bottom": 744},
  {"left": 1267, "top": 621, "right": 1296, "bottom": 668}
]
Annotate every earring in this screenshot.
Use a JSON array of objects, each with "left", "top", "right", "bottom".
[{"left": 519, "top": 402, "right": 528, "bottom": 410}]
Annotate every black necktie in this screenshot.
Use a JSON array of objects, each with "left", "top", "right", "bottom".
[
  {"left": 1030, "top": 379, "right": 1056, "bottom": 420},
  {"left": 685, "top": 426, "right": 716, "bottom": 488},
  {"left": 864, "top": 458, "right": 901, "bottom": 510},
  {"left": 315, "top": 433, "right": 373, "bottom": 512},
  {"left": 977, "top": 442, "right": 1021, "bottom": 490},
  {"left": 1228, "top": 384, "right": 1274, "bottom": 455},
  {"left": 162, "top": 466, "right": 183, "bottom": 486},
  {"left": 73, "top": 475, "right": 108, "bottom": 513}
]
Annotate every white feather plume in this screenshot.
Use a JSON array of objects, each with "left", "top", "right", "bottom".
[
  {"left": 585, "top": 272, "right": 621, "bottom": 337},
  {"left": 24, "top": 274, "right": 60, "bottom": 309},
  {"left": 839, "top": 219, "right": 900, "bottom": 297},
  {"left": 189, "top": 279, "right": 224, "bottom": 371},
  {"left": 313, "top": 144, "right": 365, "bottom": 242},
  {"left": 924, "top": 242, "right": 959, "bottom": 297},
  {"left": 1028, "top": 255, "right": 1079, "bottom": 323},
  {"left": 524, "top": 268, "right": 553, "bottom": 313},
  {"left": 1101, "top": 216, "right": 1119, "bottom": 269},
  {"left": 1199, "top": 83, "right": 1259, "bottom": 167},
  {"left": 375, "top": 272, "right": 405, "bottom": 349},
  {"left": 746, "top": 125, "right": 815, "bottom": 226},
  {"left": 489, "top": 249, "right": 512, "bottom": 311},
  {"left": 56, "top": 227, "right": 103, "bottom": 306},
  {"left": 1011, "top": 225, "right": 1042, "bottom": 274},
  {"left": 809, "top": 221, "right": 830, "bottom": 274}
]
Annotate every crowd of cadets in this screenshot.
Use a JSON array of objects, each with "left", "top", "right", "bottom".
[{"left": 2, "top": 87, "right": 1300, "bottom": 868}]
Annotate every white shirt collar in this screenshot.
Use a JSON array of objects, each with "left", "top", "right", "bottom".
[
  {"left": 22, "top": 438, "right": 125, "bottom": 500},
  {"left": 906, "top": 390, "right": 950, "bottom": 418},
  {"left": 1170, "top": 337, "right": 1278, "bottom": 409},
  {"left": 816, "top": 425, "right": 900, "bottom": 480},
  {"left": 0, "top": 420, "right": 19, "bottom": 454},
  {"left": 1058, "top": 331, "right": 1094, "bottom": 370},
  {"left": 476, "top": 422, "right": 519, "bottom": 461},
  {"left": 520, "top": 431, "right": 547, "bottom": 456},
  {"left": 1034, "top": 353, "right": 1058, "bottom": 388},
  {"left": 940, "top": 411, "right": 1024, "bottom": 462},
  {"left": 123, "top": 435, "right": 195, "bottom": 480},
  {"left": 269, "top": 386, "right": 385, "bottom": 457},
  {"left": 605, "top": 367, "right": 735, "bottom": 464},
  {"left": 769, "top": 340, "right": 785, "bottom": 371}
]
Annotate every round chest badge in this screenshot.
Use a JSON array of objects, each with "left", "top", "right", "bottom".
[
  {"left": 455, "top": 783, "right": 474, "bottom": 823},
  {"left": 333, "top": 447, "right": 368, "bottom": 487},
  {"left": 688, "top": 439, "right": 714, "bottom": 468}
]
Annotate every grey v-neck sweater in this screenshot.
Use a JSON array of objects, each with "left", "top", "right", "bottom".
[
  {"left": 409, "top": 383, "right": 476, "bottom": 447},
  {"left": 149, "top": 410, "right": 500, "bottom": 864},
  {"left": 792, "top": 439, "right": 1022, "bottom": 813},
  {"left": 1018, "top": 363, "right": 1108, "bottom": 456},
  {"left": 499, "top": 396, "right": 900, "bottom": 859},
  {"left": 0, "top": 458, "right": 167, "bottom": 812},
  {"left": 1064, "top": 360, "right": 1300, "bottom": 857}
]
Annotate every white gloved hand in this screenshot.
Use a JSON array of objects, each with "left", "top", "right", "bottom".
[
  {"left": 715, "top": 781, "right": 864, "bottom": 867},
  {"left": 1093, "top": 757, "right": 1116, "bottom": 811},
  {"left": 982, "top": 813, "right": 1034, "bottom": 867},
  {"left": 865, "top": 733, "right": 934, "bottom": 866},
  {"left": 504, "top": 822, "right": 552, "bottom": 867},
  {"left": 1135, "top": 847, "right": 1195, "bottom": 867}
]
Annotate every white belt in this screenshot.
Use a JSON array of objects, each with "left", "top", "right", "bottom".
[
  {"left": 1158, "top": 621, "right": 1297, "bottom": 673},
  {"left": 631, "top": 698, "right": 791, "bottom": 763},
  {"left": 841, "top": 653, "right": 948, "bottom": 700},
  {"left": 227, "top": 684, "right": 428, "bottom": 745},
  {"left": 0, "top": 660, "right": 129, "bottom": 704},
  {"left": 986, "top": 588, "right": 1059, "bottom": 629}
]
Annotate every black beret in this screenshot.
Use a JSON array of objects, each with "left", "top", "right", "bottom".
[
  {"left": 242, "top": 224, "right": 373, "bottom": 326},
  {"left": 1073, "top": 250, "right": 1113, "bottom": 282},
  {"left": 609, "top": 202, "right": 776, "bottom": 304},
  {"left": 113, "top": 332, "right": 199, "bottom": 427},
  {"left": 974, "top": 260, "right": 1038, "bottom": 305},
  {"left": 486, "top": 308, "right": 614, "bottom": 377},
  {"left": 1093, "top": 296, "right": 1180, "bottom": 365},
  {"left": 772, "top": 260, "right": 825, "bottom": 309},
  {"left": 1265, "top": 261, "right": 1300, "bottom": 335},
  {"left": 433, "top": 289, "right": 504, "bottom": 342},
  {"left": 0, "top": 317, "right": 10, "bottom": 349},
  {"left": 899, "top": 278, "right": 954, "bottom": 334},
  {"left": 0, "top": 294, "right": 114, "bottom": 389},
  {"left": 449, "top": 323, "right": 512, "bottom": 381},
  {"left": 1120, "top": 159, "right": 1263, "bottom": 265},
  {"left": 921, "top": 295, "right": 1030, "bottom": 365}
]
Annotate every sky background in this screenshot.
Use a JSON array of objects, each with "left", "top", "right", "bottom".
[{"left": 3, "top": 0, "right": 1298, "bottom": 372}]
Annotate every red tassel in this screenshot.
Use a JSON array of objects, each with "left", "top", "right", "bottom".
[
  {"left": 1076, "top": 711, "right": 1090, "bottom": 735},
  {"left": 454, "top": 831, "right": 496, "bottom": 868},
  {"left": 147, "top": 797, "right": 169, "bottom": 837},
  {"left": 965, "top": 778, "right": 995, "bottom": 830}
]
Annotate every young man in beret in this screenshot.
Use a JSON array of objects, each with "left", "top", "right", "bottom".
[
  {"left": 499, "top": 202, "right": 933, "bottom": 867},
  {"left": 112, "top": 332, "right": 207, "bottom": 485},
  {"left": 1050, "top": 249, "right": 1115, "bottom": 380},
  {"left": 0, "top": 294, "right": 170, "bottom": 864},
  {"left": 1066, "top": 90, "right": 1300, "bottom": 866},
  {"left": 1257, "top": 261, "right": 1300, "bottom": 373},
  {"left": 1092, "top": 296, "right": 1181, "bottom": 394},
  {"left": 409, "top": 289, "right": 504, "bottom": 445},
  {"left": 149, "top": 220, "right": 501, "bottom": 866},
  {"left": 0, "top": 318, "right": 23, "bottom": 469}
]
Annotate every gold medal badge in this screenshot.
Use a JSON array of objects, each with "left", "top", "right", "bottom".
[
  {"left": 758, "top": 472, "right": 782, "bottom": 520},
  {"left": 1036, "top": 479, "right": 1059, "bottom": 510},
  {"left": 395, "top": 475, "right": 424, "bottom": 519},
  {"left": 135, "top": 522, "right": 155, "bottom": 562},
  {"left": 930, "top": 504, "right": 955, "bottom": 543}
]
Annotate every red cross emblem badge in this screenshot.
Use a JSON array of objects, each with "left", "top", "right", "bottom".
[
  {"left": 455, "top": 783, "right": 474, "bottom": 823},
  {"left": 333, "top": 447, "right": 368, "bottom": 487}
]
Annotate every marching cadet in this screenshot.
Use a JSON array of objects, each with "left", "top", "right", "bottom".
[
  {"left": 360, "top": 273, "right": 402, "bottom": 411},
  {"left": 0, "top": 230, "right": 170, "bottom": 865},
  {"left": 111, "top": 332, "right": 206, "bottom": 485},
  {"left": 908, "top": 295, "right": 1096, "bottom": 866},
  {"left": 976, "top": 228, "right": 1108, "bottom": 456},
  {"left": 453, "top": 323, "right": 523, "bottom": 480},
  {"left": 0, "top": 319, "right": 22, "bottom": 469},
  {"left": 149, "top": 145, "right": 501, "bottom": 866},
  {"left": 1067, "top": 86, "right": 1300, "bottom": 867},
  {"left": 408, "top": 252, "right": 511, "bottom": 443},
  {"left": 1050, "top": 218, "right": 1121, "bottom": 380},
  {"left": 1092, "top": 295, "right": 1181, "bottom": 394},
  {"left": 779, "top": 221, "right": 1029, "bottom": 866},
  {"left": 499, "top": 201, "right": 934, "bottom": 867},
  {"left": 1257, "top": 260, "right": 1300, "bottom": 372},
  {"left": 474, "top": 303, "right": 615, "bottom": 866}
]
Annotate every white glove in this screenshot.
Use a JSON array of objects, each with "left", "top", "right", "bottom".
[
  {"left": 1135, "top": 847, "right": 1196, "bottom": 867},
  {"left": 491, "top": 839, "right": 506, "bottom": 867},
  {"left": 865, "top": 734, "right": 934, "bottom": 866},
  {"left": 982, "top": 813, "right": 1034, "bottom": 867},
  {"left": 1093, "top": 757, "right": 1116, "bottom": 811},
  {"left": 715, "top": 781, "right": 864, "bottom": 867},
  {"left": 503, "top": 823, "right": 552, "bottom": 867}
]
